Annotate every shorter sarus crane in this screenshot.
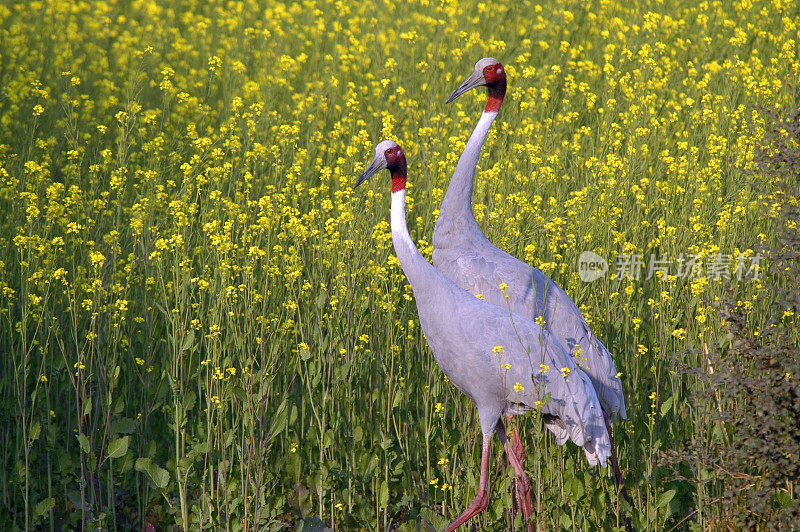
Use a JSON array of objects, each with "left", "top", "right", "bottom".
[{"left": 354, "top": 140, "right": 611, "bottom": 531}]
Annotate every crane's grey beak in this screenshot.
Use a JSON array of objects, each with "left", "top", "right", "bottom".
[
  {"left": 353, "top": 156, "right": 385, "bottom": 189},
  {"left": 445, "top": 70, "right": 485, "bottom": 103}
]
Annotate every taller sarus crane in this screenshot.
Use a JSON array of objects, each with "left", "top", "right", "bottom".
[
  {"left": 432, "top": 57, "right": 629, "bottom": 496},
  {"left": 433, "top": 57, "right": 627, "bottom": 421},
  {"left": 354, "top": 140, "right": 610, "bottom": 531}
]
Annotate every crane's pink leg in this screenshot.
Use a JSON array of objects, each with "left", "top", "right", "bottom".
[
  {"left": 494, "top": 421, "right": 522, "bottom": 522},
  {"left": 497, "top": 418, "right": 534, "bottom": 532},
  {"left": 444, "top": 432, "right": 492, "bottom": 532}
]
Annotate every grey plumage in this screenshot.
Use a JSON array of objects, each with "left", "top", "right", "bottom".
[
  {"left": 355, "top": 140, "right": 611, "bottom": 467},
  {"left": 433, "top": 58, "right": 627, "bottom": 421},
  {"left": 415, "top": 283, "right": 611, "bottom": 466}
]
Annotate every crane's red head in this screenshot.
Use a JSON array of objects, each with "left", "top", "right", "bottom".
[
  {"left": 353, "top": 140, "right": 407, "bottom": 193},
  {"left": 445, "top": 57, "right": 506, "bottom": 113}
]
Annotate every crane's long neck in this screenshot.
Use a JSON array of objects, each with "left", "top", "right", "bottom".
[
  {"left": 437, "top": 108, "right": 501, "bottom": 241},
  {"left": 390, "top": 177, "right": 436, "bottom": 287}
]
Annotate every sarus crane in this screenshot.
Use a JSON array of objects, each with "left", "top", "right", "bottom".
[
  {"left": 433, "top": 56, "right": 631, "bottom": 516},
  {"left": 433, "top": 57, "right": 627, "bottom": 422},
  {"left": 354, "top": 140, "right": 610, "bottom": 531}
]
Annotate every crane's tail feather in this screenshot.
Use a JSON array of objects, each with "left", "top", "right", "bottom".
[
  {"left": 583, "top": 334, "right": 628, "bottom": 421},
  {"left": 570, "top": 369, "right": 611, "bottom": 467},
  {"left": 538, "top": 365, "right": 611, "bottom": 467}
]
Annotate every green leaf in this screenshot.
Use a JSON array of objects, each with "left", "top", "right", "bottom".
[
  {"left": 378, "top": 479, "right": 389, "bottom": 508},
  {"left": 392, "top": 389, "right": 404, "bottom": 409},
  {"left": 29, "top": 421, "right": 41, "bottom": 443},
  {"left": 76, "top": 433, "right": 90, "bottom": 454},
  {"left": 541, "top": 392, "right": 552, "bottom": 406},
  {"left": 33, "top": 497, "right": 55, "bottom": 519},
  {"left": 224, "top": 428, "right": 235, "bottom": 447},
  {"left": 323, "top": 429, "right": 334, "bottom": 449},
  {"left": 135, "top": 457, "right": 170, "bottom": 489},
  {"left": 184, "top": 391, "right": 197, "bottom": 411},
  {"left": 656, "top": 489, "right": 676, "bottom": 510},
  {"left": 567, "top": 475, "right": 585, "bottom": 500},
  {"left": 267, "top": 399, "right": 288, "bottom": 443},
  {"left": 107, "top": 436, "right": 129, "bottom": 459},
  {"left": 181, "top": 330, "right": 195, "bottom": 352},
  {"left": 151, "top": 465, "right": 170, "bottom": 489},
  {"left": 134, "top": 457, "right": 153, "bottom": 473},
  {"left": 186, "top": 441, "right": 208, "bottom": 462},
  {"left": 112, "top": 396, "right": 125, "bottom": 416},
  {"left": 660, "top": 396, "right": 674, "bottom": 418},
  {"left": 420, "top": 508, "right": 446, "bottom": 531},
  {"left": 287, "top": 451, "right": 300, "bottom": 480}
]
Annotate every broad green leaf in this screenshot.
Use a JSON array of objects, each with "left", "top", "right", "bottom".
[
  {"left": 567, "top": 475, "right": 585, "bottom": 499},
  {"left": 660, "top": 396, "right": 674, "bottom": 417},
  {"left": 323, "top": 428, "right": 334, "bottom": 449},
  {"left": 268, "top": 399, "right": 288, "bottom": 443},
  {"left": 656, "top": 489, "right": 676, "bottom": 509},
  {"left": 29, "top": 421, "right": 41, "bottom": 443},
  {"left": 76, "top": 433, "right": 90, "bottom": 454},
  {"left": 151, "top": 464, "right": 170, "bottom": 489},
  {"left": 181, "top": 329, "right": 195, "bottom": 352},
  {"left": 378, "top": 479, "right": 389, "bottom": 508},
  {"left": 107, "top": 436, "right": 129, "bottom": 459},
  {"left": 392, "top": 389, "right": 403, "bottom": 409},
  {"left": 183, "top": 390, "right": 196, "bottom": 412},
  {"left": 187, "top": 441, "right": 208, "bottom": 462},
  {"left": 136, "top": 457, "right": 170, "bottom": 489},
  {"left": 112, "top": 396, "right": 125, "bottom": 416},
  {"left": 135, "top": 457, "right": 153, "bottom": 473},
  {"left": 33, "top": 497, "right": 55, "bottom": 519}
]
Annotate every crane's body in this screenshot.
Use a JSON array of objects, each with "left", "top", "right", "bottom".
[
  {"left": 397, "top": 192, "right": 609, "bottom": 460},
  {"left": 433, "top": 58, "right": 627, "bottom": 420},
  {"left": 355, "top": 140, "right": 610, "bottom": 530},
  {"left": 433, "top": 212, "right": 627, "bottom": 419}
]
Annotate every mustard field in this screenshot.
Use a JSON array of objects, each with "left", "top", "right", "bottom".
[{"left": 1, "top": 0, "right": 799, "bottom": 529}]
